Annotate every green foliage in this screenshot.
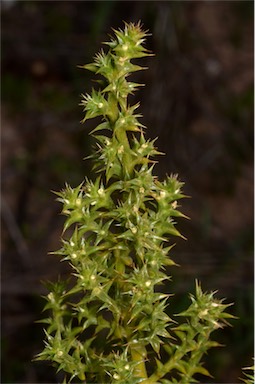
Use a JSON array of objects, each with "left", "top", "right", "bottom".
[
  {"left": 36, "top": 22, "right": 235, "bottom": 383},
  {"left": 241, "top": 363, "right": 255, "bottom": 384}
]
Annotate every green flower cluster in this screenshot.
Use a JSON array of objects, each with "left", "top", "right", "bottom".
[{"left": 36, "top": 22, "right": 234, "bottom": 383}]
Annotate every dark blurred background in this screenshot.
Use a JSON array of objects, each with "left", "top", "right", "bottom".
[{"left": 1, "top": 1, "right": 254, "bottom": 383}]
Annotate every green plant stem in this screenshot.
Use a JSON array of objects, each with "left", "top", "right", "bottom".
[
  {"left": 130, "top": 344, "right": 148, "bottom": 379},
  {"left": 114, "top": 249, "right": 125, "bottom": 275},
  {"left": 114, "top": 126, "right": 133, "bottom": 178},
  {"left": 108, "top": 93, "right": 119, "bottom": 123},
  {"left": 142, "top": 352, "right": 183, "bottom": 383}
]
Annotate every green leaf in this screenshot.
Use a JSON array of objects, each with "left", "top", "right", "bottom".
[
  {"left": 192, "top": 366, "right": 213, "bottom": 378},
  {"left": 149, "top": 335, "right": 161, "bottom": 354}
]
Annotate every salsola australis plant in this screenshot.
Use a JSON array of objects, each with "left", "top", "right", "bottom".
[{"left": 36, "top": 22, "right": 235, "bottom": 383}]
